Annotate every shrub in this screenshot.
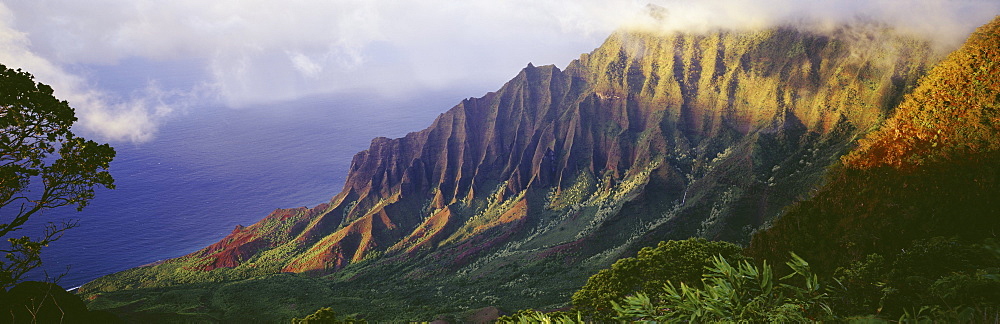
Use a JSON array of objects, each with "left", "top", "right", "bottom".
[
  {"left": 291, "top": 307, "right": 365, "bottom": 324},
  {"left": 613, "top": 253, "right": 833, "bottom": 322},
  {"left": 495, "top": 309, "right": 580, "bottom": 324},
  {"left": 571, "top": 238, "right": 744, "bottom": 319}
]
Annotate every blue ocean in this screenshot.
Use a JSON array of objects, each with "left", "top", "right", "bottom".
[{"left": 21, "top": 89, "right": 477, "bottom": 288}]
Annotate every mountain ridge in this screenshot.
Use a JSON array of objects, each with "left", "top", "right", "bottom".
[{"left": 81, "top": 22, "right": 945, "bottom": 320}]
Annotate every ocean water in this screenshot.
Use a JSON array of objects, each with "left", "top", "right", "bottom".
[{"left": 20, "top": 90, "right": 476, "bottom": 288}]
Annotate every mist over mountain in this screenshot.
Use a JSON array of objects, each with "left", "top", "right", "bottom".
[
  {"left": 750, "top": 15, "right": 1000, "bottom": 273},
  {"left": 1, "top": 1, "right": 995, "bottom": 143}
]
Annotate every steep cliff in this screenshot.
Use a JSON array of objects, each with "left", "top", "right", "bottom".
[{"left": 82, "top": 22, "right": 940, "bottom": 317}]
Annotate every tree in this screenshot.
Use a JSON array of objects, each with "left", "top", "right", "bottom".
[
  {"left": 495, "top": 309, "right": 581, "bottom": 323},
  {"left": 832, "top": 237, "right": 1000, "bottom": 320},
  {"left": 571, "top": 238, "right": 744, "bottom": 320},
  {"left": 291, "top": 307, "right": 366, "bottom": 324},
  {"left": 613, "top": 253, "right": 833, "bottom": 322},
  {"left": 1, "top": 281, "right": 123, "bottom": 323},
  {"left": 1, "top": 63, "right": 115, "bottom": 289}
]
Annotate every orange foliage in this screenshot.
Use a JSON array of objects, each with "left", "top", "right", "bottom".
[{"left": 844, "top": 16, "right": 1000, "bottom": 170}]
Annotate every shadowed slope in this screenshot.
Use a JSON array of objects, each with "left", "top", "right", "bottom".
[{"left": 750, "top": 16, "right": 1000, "bottom": 273}]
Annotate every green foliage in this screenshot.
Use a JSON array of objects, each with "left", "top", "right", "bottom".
[
  {"left": 85, "top": 272, "right": 351, "bottom": 323},
  {"left": 831, "top": 237, "right": 1000, "bottom": 320},
  {"left": 828, "top": 253, "right": 886, "bottom": 315},
  {"left": 291, "top": 307, "right": 366, "bottom": 324},
  {"left": 1, "top": 63, "right": 116, "bottom": 289},
  {"left": 495, "top": 309, "right": 581, "bottom": 324},
  {"left": 613, "top": 253, "right": 832, "bottom": 322},
  {"left": 599, "top": 240, "right": 999, "bottom": 323},
  {"left": 571, "top": 238, "right": 743, "bottom": 319},
  {"left": 750, "top": 18, "right": 1000, "bottom": 276},
  {"left": 1, "top": 281, "right": 122, "bottom": 323},
  {"left": 84, "top": 252, "right": 593, "bottom": 323}
]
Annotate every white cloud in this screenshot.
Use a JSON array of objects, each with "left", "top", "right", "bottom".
[
  {"left": 0, "top": 4, "right": 172, "bottom": 142},
  {"left": 6, "top": 0, "right": 636, "bottom": 105},
  {"left": 631, "top": 0, "right": 999, "bottom": 51},
  {"left": 288, "top": 52, "right": 323, "bottom": 78},
  {"left": 1, "top": 0, "right": 997, "bottom": 142}
]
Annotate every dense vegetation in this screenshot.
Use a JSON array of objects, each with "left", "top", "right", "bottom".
[
  {"left": 291, "top": 307, "right": 365, "bottom": 324},
  {"left": 0, "top": 281, "right": 122, "bottom": 323},
  {"left": 575, "top": 15, "right": 1000, "bottom": 323},
  {"left": 750, "top": 14, "right": 1000, "bottom": 273},
  {"left": 843, "top": 16, "right": 1000, "bottom": 170},
  {"left": 469, "top": 15, "right": 1000, "bottom": 322},
  {"left": 570, "top": 238, "right": 743, "bottom": 319},
  {"left": 611, "top": 253, "right": 832, "bottom": 322},
  {"left": 495, "top": 238, "right": 999, "bottom": 322},
  {"left": 505, "top": 15, "right": 1000, "bottom": 323}
]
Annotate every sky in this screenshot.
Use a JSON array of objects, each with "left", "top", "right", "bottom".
[{"left": 1, "top": 0, "right": 997, "bottom": 143}]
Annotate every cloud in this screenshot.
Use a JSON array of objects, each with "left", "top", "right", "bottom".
[
  {"left": 288, "top": 52, "right": 323, "bottom": 78},
  {"left": 0, "top": 4, "right": 172, "bottom": 142},
  {"left": 632, "top": 0, "right": 999, "bottom": 50},
  {"left": 5, "top": 1, "right": 638, "bottom": 105},
  {"left": 1, "top": 0, "right": 997, "bottom": 142}
]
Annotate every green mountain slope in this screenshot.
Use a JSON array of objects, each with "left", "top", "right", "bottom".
[
  {"left": 749, "top": 15, "right": 1000, "bottom": 273},
  {"left": 81, "top": 21, "right": 941, "bottom": 322}
]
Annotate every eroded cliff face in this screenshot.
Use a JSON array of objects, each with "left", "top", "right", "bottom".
[{"left": 85, "top": 24, "right": 937, "bottom": 290}]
